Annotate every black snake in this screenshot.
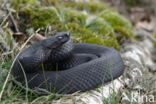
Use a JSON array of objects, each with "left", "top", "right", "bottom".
[{"left": 11, "top": 32, "right": 125, "bottom": 94}]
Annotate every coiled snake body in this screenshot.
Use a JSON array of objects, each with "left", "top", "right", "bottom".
[{"left": 11, "top": 32, "right": 125, "bottom": 94}]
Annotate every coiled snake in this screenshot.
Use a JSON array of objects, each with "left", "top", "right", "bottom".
[{"left": 11, "top": 32, "right": 125, "bottom": 94}]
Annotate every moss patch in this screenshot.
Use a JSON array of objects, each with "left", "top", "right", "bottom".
[
  {"left": 114, "top": 27, "right": 134, "bottom": 40},
  {"left": 58, "top": 8, "right": 87, "bottom": 26},
  {"left": 18, "top": 7, "right": 60, "bottom": 30},
  {"left": 11, "top": 0, "right": 40, "bottom": 11},
  {"left": 62, "top": 1, "right": 110, "bottom": 14},
  {"left": 99, "top": 10, "right": 132, "bottom": 29},
  {"left": 86, "top": 17, "right": 114, "bottom": 36},
  {"left": 66, "top": 23, "right": 120, "bottom": 49},
  {"left": 11, "top": 0, "right": 135, "bottom": 50}
]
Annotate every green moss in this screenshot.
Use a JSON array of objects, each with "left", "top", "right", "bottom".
[
  {"left": 58, "top": 8, "right": 87, "bottom": 26},
  {"left": 99, "top": 10, "right": 132, "bottom": 30},
  {"left": 114, "top": 26, "right": 134, "bottom": 40},
  {"left": 98, "top": 10, "right": 135, "bottom": 40},
  {"left": 62, "top": 1, "right": 134, "bottom": 41},
  {"left": 39, "top": 0, "right": 62, "bottom": 6},
  {"left": 66, "top": 23, "right": 120, "bottom": 49},
  {"left": 11, "top": 0, "right": 39, "bottom": 11},
  {"left": 61, "top": 1, "right": 134, "bottom": 40},
  {"left": 11, "top": 0, "right": 136, "bottom": 49},
  {"left": 17, "top": 6, "right": 87, "bottom": 32},
  {"left": 86, "top": 17, "right": 114, "bottom": 37},
  {"left": 62, "top": 1, "right": 109, "bottom": 14},
  {"left": 15, "top": 5, "right": 120, "bottom": 49},
  {"left": 19, "top": 7, "right": 60, "bottom": 29}
]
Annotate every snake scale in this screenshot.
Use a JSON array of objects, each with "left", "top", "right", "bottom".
[{"left": 11, "top": 32, "right": 125, "bottom": 94}]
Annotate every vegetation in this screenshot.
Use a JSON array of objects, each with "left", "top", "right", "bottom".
[
  {"left": 124, "top": 0, "right": 142, "bottom": 6},
  {"left": 153, "top": 34, "right": 156, "bottom": 46},
  {"left": 0, "top": 0, "right": 135, "bottom": 103},
  {"left": 10, "top": 0, "right": 135, "bottom": 50}
]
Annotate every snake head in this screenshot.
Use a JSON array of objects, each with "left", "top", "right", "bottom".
[{"left": 42, "top": 32, "right": 70, "bottom": 49}]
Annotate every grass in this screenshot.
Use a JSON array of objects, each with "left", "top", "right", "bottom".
[
  {"left": 103, "top": 91, "right": 120, "bottom": 104},
  {"left": 0, "top": 29, "right": 59, "bottom": 103}
]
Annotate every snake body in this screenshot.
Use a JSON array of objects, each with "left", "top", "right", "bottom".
[{"left": 11, "top": 32, "right": 125, "bottom": 94}]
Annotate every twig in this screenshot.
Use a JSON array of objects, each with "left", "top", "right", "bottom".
[
  {"left": 0, "top": 12, "right": 10, "bottom": 27},
  {"left": 18, "top": 60, "right": 29, "bottom": 102},
  {"left": 0, "top": 0, "right": 9, "bottom": 9},
  {"left": 9, "top": 11, "right": 19, "bottom": 32},
  {"left": 6, "top": 7, "right": 19, "bottom": 32}
]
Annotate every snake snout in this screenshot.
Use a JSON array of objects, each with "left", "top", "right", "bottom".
[{"left": 43, "top": 32, "right": 70, "bottom": 49}]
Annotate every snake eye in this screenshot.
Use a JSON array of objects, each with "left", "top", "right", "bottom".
[{"left": 58, "top": 36, "right": 63, "bottom": 39}]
